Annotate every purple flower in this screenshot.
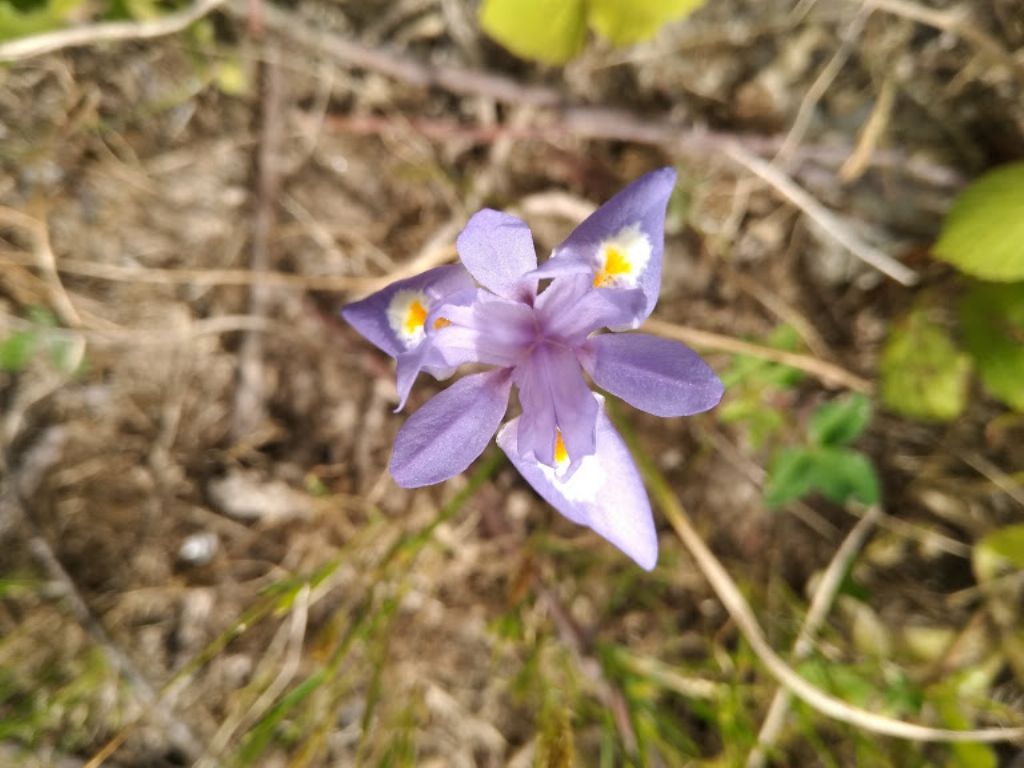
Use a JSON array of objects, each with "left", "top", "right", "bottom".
[{"left": 342, "top": 168, "right": 723, "bottom": 569}]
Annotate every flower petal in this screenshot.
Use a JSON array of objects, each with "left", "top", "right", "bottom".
[
  {"left": 390, "top": 369, "right": 513, "bottom": 488},
  {"left": 554, "top": 167, "right": 676, "bottom": 323},
  {"left": 514, "top": 343, "right": 599, "bottom": 468},
  {"left": 536, "top": 274, "right": 645, "bottom": 343},
  {"left": 341, "top": 265, "right": 475, "bottom": 357},
  {"left": 456, "top": 209, "right": 537, "bottom": 300},
  {"left": 497, "top": 399, "right": 658, "bottom": 570},
  {"left": 394, "top": 342, "right": 454, "bottom": 412},
  {"left": 430, "top": 289, "right": 534, "bottom": 369},
  {"left": 581, "top": 333, "right": 723, "bottom": 417}
]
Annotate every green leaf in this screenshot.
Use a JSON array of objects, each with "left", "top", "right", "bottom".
[
  {"left": 959, "top": 281, "right": 1024, "bottom": 412},
  {"left": 808, "top": 448, "right": 880, "bottom": 506},
  {"left": 765, "top": 447, "right": 879, "bottom": 508},
  {"left": 880, "top": 309, "right": 971, "bottom": 422},
  {"left": 479, "top": 0, "right": 587, "bottom": 65},
  {"left": 931, "top": 678, "right": 999, "bottom": 768},
  {"left": 0, "top": 330, "right": 37, "bottom": 371},
  {"left": 975, "top": 524, "right": 1024, "bottom": 572},
  {"left": 934, "top": 162, "right": 1024, "bottom": 281},
  {"left": 0, "top": 0, "right": 79, "bottom": 41},
  {"left": 587, "top": 0, "right": 705, "bottom": 46},
  {"left": 808, "top": 393, "right": 872, "bottom": 446},
  {"left": 764, "top": 447, "right": 819, "bottom": 508}
]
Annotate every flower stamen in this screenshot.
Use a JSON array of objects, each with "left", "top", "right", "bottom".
[
  {"left": 592, "top": 224, "right": 652, "bottom": 289},
  {"left": 554, "top": 429, "right": 569, "bottom": 465},
  {"left": 593, "top": 246, "right": 631, "bottom": 287},
  {"left": 387, "top": 290, "right": 431, "bottom": 346}
]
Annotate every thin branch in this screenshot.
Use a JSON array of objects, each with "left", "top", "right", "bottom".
[
  {"left": 862, "top": 0, "right": 1024, "bottom": 83},
  {"left": 775, "top": 7, "right": 870, "bottom": 166},
  {"left": 246, "top": 0, "right": 959, "bottom": 186},
  {"left": 839, "top": 76, "right": 897, "bottom": 182},
  {"left": 233, "top": 38, "right": 284, "bottom": 439},
  {"left": 538, "top": 586, "right": 638, "bottom": 754},
  {"left": 227, "top": 0, "right": 563, "bottom": 109},
  {"left": 634, "top": 454, "right": 1024, "bottom": 744},
  {"left": 723, "top": 144, "right": 919, "bottom": 286},
  {"left": 0, "top": 250, "right": 453, "bottom": 293},
  {"left": 746, "top": 505, "right": 883, "bottom": 768},
  {"left": 0, "top": 0, "right": 227, "bottom": 61},
  {"left": 643, "top": 317, "right": 872, "bottom": 392},
  {"left": 0, "top": 207, "right": 82, "bottom": 327}
]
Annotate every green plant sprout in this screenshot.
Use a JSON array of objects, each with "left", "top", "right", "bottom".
[
  {"left": 764, "top": 393, "right": 879, "bottom": 509},
  {"left": 718, "top": 325, "right": 804, "bottom": 449}
]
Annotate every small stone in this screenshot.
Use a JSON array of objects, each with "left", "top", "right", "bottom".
[
  {"left": 177, "top": 532, "right": 219, "bottom": 566},
  {"left": 208, "top": 470, "right": 313, "bottom": 523}
]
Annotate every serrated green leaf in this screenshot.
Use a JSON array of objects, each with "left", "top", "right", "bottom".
[
  {"left": 808, "top": 393, "right": 871, "bottom": 446},
  {"left": 479, "top": 0, "right": 587, "bottom": 65},
  {"left": 765, "top": 447, "right": 879, "bottom": 508},
  {"left": 880, "top": 309, "right": 971, "bottom": 422},
  {"left": 587, "top": 0, "right": 705, "bottom": 46},
  {"left": 934, "top": 162, "right": 1024, "bottom": 281},
  {"left": 959, "top": 281, "right": 1024, "bottom": 412}
]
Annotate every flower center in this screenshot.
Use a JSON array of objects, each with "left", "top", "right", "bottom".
[
  {"left": 387, "top": 290, "right": 431, "bottom": 347},
  {"left": 593, "top": 246, "right": 631, "bottom": 287},
  {"left": 405, "top": 300, "right": 428, "bottom": 333},
  {"left": 592, "top": 224, "right": 652, "bottom": 289}
]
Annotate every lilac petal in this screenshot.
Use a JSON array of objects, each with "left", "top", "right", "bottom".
[
  {"left": 497, "top": 400, "right": 658, "bottom": 570},
  {"left": 341, "top": 265, "right": 475, "bottom": 357},
  {"left": 536, "top": 274, "right": 646, "bottom": 342},
  {"left": 514, "top": 344, "right": 598, "bottom": 468},
  {"left": 394, "top": 342, "right": 454, "bottom": 412},
  {"left": 525, "top": 255, "right": 592, "bottom": 282},
  {"left": 554, "top": 167, "right": 676, "bottom": 322},
  {"left": 390, "top": 369, "right": 512, "bottom": 488},
  {"left": 581, "top": 333, "right": 723, "bottom": 417},
  {"left": 456, "top": 209, "right": 537, "bottom": 300},
  {"left": 430, "top": 290, "right": 534, "bottom": 368}
]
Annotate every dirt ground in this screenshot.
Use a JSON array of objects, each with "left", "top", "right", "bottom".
[{"left": 1, "top": 0, "right": 1023, "bottom": 766}]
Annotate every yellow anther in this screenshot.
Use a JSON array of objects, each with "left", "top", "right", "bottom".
[
  {"left": 554, "top": 430, "right": 568, "bottom": 464},
  {"left": 593, "top": 245, "right": 631, "bottom": 287},
  {"left": 404, "top": 300, "right": 428, "bottom": 335},
  {"left": 433, "top": 316, "right": 451, "bottom": 330}
]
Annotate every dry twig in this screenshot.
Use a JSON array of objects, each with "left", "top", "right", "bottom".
[
  {"left": 0, "top": 207, "right": 82, "bottom": 327},
  {"left": 746, "top": 505, "right": 883, "bottom": 768},
  {"left": 862, "top": 0, "right": 1024, "bottom": 83},
  {"left": 0, "top": 0, "right": 227, "bottom": 61},
  {"left": 775, "top": 7, "right": 870, "bottom": 166},
  {"left": 643, "top": 317, "right": 872, "bottom": 392},
  {"left": 233, "top": 38, "right": 285, "bottom": 439},
  {"left": 246, "top": 0, "right": 959, "bottom": 186},
  {"left": 723, "top": 144, "right": 919, "bottom": 286},
  {"left": 538, "top": 586, "right": 638, "bottom": 754},
  {"left": 639, "top": 464, "right": 1024, "bottom": 744}
]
